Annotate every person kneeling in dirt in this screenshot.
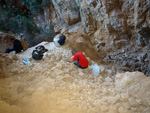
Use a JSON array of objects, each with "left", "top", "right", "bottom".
[
  {"left": 32, "top": 45, "right": 48, "bottom": 60},
  {"left": 64, "top": 49, "right": 89, "bottom": 69},
  {"left": 5, "top": 37, "right": 24, "bottom": 53}
]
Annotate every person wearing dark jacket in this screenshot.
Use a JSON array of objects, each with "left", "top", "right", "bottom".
[{"left": 5, "top": 38, "right": 24, "bottom": 53}]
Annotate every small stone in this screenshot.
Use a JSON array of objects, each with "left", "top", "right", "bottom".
[
  {"left": 105, "top": 76, "right": 113, "bottom": 82},
  {"left": 100, "top": 105, "right": 109, "bottom": 112},
  {"left": 128, "top": 97, "right": 139, "bottom": 107}
]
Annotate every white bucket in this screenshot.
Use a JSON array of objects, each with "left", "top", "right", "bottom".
[{"left": 92, "top": 64, "right": 100, "bottom": 76}]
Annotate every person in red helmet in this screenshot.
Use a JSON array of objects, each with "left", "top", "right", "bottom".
[{"left": 64, "top": 49, "right": 89, "bottom": 69}]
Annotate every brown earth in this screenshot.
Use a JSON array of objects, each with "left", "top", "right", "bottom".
[{"left": 0, "top": 41, "right": 149, "bottom": 113}]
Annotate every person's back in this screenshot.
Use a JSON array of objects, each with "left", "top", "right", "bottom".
[
  {"left": 58, "top": 35, "right": 66, "bottom": 45},
  {"left": 63, "top": 49, "right": 89, "bottom": 69},
  {"left": 73, "top": 52, "right": 89, "bottom": 68},
  {"left": 13, "top": 39, "right": 23, "bottom": 53}
]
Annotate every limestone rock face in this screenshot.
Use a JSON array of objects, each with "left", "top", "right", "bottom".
[
  {"left": 115, "top": 72, "right": 150, "bottom": 106},
  {"left": 80, "top": 6, "right": 97, "bottom": 35},
  {"left": 34, "top": 0, "right": 150, "bottom": 75},
  {"left": 53, "top": 0, "right": 81, "bottom": 25}
]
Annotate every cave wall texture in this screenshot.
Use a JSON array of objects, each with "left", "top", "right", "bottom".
[
  {"left": 37, "top": 0, "right": 150, "bottom": 75},
  {"left": 1, "top": 0, "right": 149, "bottom": 75}
]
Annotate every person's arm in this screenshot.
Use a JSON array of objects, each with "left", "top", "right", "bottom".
[
  {"left": 63, "top": 57, "right": 74, "bottom": 63},
  {"left": 10, "top": 45, "right": 14, "bottom": 49}
]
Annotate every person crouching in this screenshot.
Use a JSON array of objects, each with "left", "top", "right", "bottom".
[
  {"left": 64, "top": 49, "right": 89, "bottom": 69},
  {"left": 5, "top": 37, "right": 24, "bottom": 53}
]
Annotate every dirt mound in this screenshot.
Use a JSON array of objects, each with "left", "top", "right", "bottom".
[{"left": 62, "top": 33, "right": 100, "bottom": 62}]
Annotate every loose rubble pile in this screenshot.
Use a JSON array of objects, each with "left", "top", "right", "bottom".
[{"left": 0, "top": 42, "right": 149, "bottom": 113}]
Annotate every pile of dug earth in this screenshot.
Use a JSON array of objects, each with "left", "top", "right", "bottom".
[{"left": 0, "top": 42, "right": 150, "bottom": 113}]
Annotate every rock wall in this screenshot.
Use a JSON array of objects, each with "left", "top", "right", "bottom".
[
  {"left": 34, "top": 0, "right": 150, "bottom": 75},
  {"left": 115, "top": 71, "right": 150, "bottom": 112}
]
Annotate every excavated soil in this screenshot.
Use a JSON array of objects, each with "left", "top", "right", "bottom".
[{"left": 0, "top": 42, "right": 150, "bottom": 113}]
